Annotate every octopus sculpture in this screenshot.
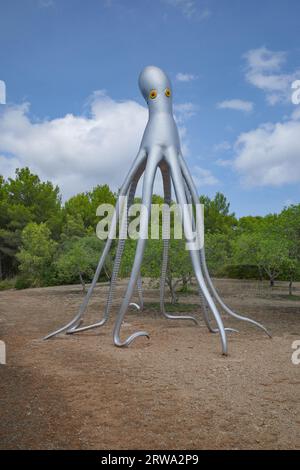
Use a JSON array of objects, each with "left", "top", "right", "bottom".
[{"left": 44, "top": 66, "right": 271, "bottom": 354}]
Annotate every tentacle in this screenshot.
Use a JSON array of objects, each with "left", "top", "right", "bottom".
[
  {"left": 201, "top": 249, "right": 271, "bottom": 336},
  {"left": 106, "top": 171, "right": 145, "bottom": 316},
  {"left": 183, "top": 178, "right": 238, "bottom": 334},
  {"left": 129, "top": 302, "right": 141, "bottom": 311},
  {"left": 166, "top": 148, "right": 227, "bottom": 355},
  {"left": 179, "top": 153, "right": 271, "bottom": 338},
  {"left": 69, "top": 164, "right": 145, "bottom": 335},
  {"left": 159, "top": 164, "right": 198, "bottom": 325},
  {"left": 129, "top": 274, "right": 143, "bottom": 310},
  {"left": 68, "top": 187, "right": 131, "bottom": 335},
  {"left": 197, "top": 284, "right": 238, "bottom": 334},
  {"left": 43, "top": 148, "right": 147, "bottom": 340},
  {"left": 113, "top": 148, "right": 161, "bottom": 347},
  {"left": 136, "top": 274, "right": 144, "bottom": 310}
]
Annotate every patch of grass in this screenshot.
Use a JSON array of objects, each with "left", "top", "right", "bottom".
[
  {"left": 177, "top": 288, "right": 198, "bottom": 296},
  {"left": 0, "top": 278, "right": 16, "bottom": 290},
  {"left": 15, "top": 277, "right": 32, "bottom": 290},
  {"left": 145, "top": 302, "right": 199, "bottom": 313}
]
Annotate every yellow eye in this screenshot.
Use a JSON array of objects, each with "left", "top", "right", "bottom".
[
  {"left": 165, "top": 88, "right": 171, "bottom": 97},
  {"left": 149, "top": 89, "right": 157, "bottom": 100}
]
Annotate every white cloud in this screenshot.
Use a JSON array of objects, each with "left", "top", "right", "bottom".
[
  {"left": 291, "top": 107, "right": 300, "bottom": 121},
  {"left": 198, "top": 8, "right": 211, "bottom": 20},
  {"left": 162, "top": 0, "right": 211, "bottom": 20},
  {"left": 233, "top": 111, "right": 300, "bottom": 187},
  {"left": 176, "top": 72, "right": 198, "bottom": 82},
  {"left": 244, "top": 46, "right": 300, "bottom": 105},
  {"left": 38, "top": 0, "right": 54, "bottom": 7},
  {"left": 244, "top": 47, "right": 286, "bottom": 72},
  {"left": 217, "top": 99, "right": 253, "bottom": 113},
  {"left": 174, "top": 102, "right": 198, "bottom": 122},
  {"left": 284, "top": 199, "right": 293, "bottom": 207},
  {"left": 192, "top": 166, "right": 219, "bottom": 187},
  {"left": 213, "top": 141, "right": 231, "bottom": 152},
  {"left": 0, "top": 92, "right": 193, "bottom": 200},
  {"left": 0, "top": 80, "right": 6, "bottom": 105},
  {"left": 0, "top": 93, "right": 148, "bottom": 199},
  {"left": 215, "top": 159, "right": 232, "bottom": 168}
]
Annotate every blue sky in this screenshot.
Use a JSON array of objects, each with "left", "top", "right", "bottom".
[{"left": 0, "top": 0, "right": 300, "bottom": 217}]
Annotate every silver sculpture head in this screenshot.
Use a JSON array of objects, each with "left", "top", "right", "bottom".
[{"left": 139, "top": 65, "right": 173, "bottom": 113}]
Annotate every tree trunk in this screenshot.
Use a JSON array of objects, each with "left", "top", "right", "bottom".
[
  {"left": 170, "top": 283, "right": 178, "bottom": 304},
  {"left": 181, "top": 274, "right": 192, "bottom": 293},
  {"left": 0, "top": 254, "right": 2, "bottom": 281},
  {"left": 270, "top": 277, "right": 274, "bottom": 288},
  {"left": 103, "top": 265, "right": 111, "bottom": 281},
  {"left": 79, "top": 272, "right": 86, "bottom": 293},
  {"left": 181, "top": 276, "right": 188, "bottom": 293},
  {"left": 167, "top": 277, "right": 178, "bottom": 304},
  {"left": 289, "top": 279, "right": 293, "bottom": 296}
]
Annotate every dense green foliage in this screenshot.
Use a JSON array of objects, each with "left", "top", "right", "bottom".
[{"left": 1, "top": 168, "right": 299, "bottom": 298}]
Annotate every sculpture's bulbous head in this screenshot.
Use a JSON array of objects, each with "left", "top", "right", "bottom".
[{"left": 139, "top": 66, "right": 173, "bottom": 112}]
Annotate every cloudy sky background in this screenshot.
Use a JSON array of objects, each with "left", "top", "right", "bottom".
[{"left": 0, "top": 0, "right": 300, "bottom": 216}]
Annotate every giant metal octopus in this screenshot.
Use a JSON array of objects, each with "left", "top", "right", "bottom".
[{"left": 44, "top": 66, "right": 271, "bottom": 354}]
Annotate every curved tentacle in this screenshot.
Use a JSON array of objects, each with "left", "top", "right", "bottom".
[
  {"left": 68, "top": 186, "right": 132, "bottom": 334},
  {"left": 129, "top": 302, "right": 141, "bottom": 311},
  {"left": 43, "top": 149, "right": 147, "bottom": 340},
  {"left": 196, "top": 284, "right": 238, "bottom": 334},
  {"left": 179, "top": 153, "right": 271, "bottom": 338},
  {"left": 201, "top": 249, "right": 270, "bottom": 336},
  {"left": 136, "top": 274, "right": 144, "bottom": 310},
  {"left": 166, "top": 148, "right": 227, "bottom": 355},
  {"left": 129, "top": 275, "right": 143, "bottom": 310},
  {"left": 183, "top": 178, "right": 238, "bottom": 334},
  {"left": 69, "top": 164, "right": 145, "bottom": 335},
  {"left": 113, "top": 148, "right": 161, "bottom": 347},
  {"left": 103, "top": 173, "right": 142, "bottom": 317},
  {"left": 159, "top": 164, "right": 198, "bottom": 324}
]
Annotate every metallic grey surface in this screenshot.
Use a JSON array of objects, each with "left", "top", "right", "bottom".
[
  {"left": 129, "top": 302, "right": 141, "bottom": 311},
  {"left": 184, "top": 178, "right": 238, "bottom": 335},
  {"left": 67, "top": 165, "right": 144, "bottom": 335},
  {"left": 113, "top": 148, "right": 161, "bottom": 346},
  {"left": 160, "top": 165, "right": 198, "bottom": 325},
  {"left": 166, "top": 147, "right": 227, "bottom": 355},
  {"left": 43, "top": 149, "right": 146, "bottom": 340},
  {"left": 44, "top": 65, "right": 270, "bottom": 354},
  {"left": 179, "top": 152, "right": 271, "bottom": 338},
  {"left": 136, "top": 274, "right": 144, "bottom": 310},
  {"left": 200, "top": 247, "right": 271, "bottom": 337}
]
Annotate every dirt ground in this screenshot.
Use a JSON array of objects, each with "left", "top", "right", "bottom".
[{"left": 0, "top": 278, "right": 299, "bottom": 450}]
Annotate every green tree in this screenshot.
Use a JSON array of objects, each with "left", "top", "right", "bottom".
[
  {"left": 233, "top": 230, "right": 291, "bottom": 288},
  {"left": 64, "top": 184, "right": 116, "bottom": 230},
  {"left": 0, "top": 176, "right": 11, "bottom": 279},
  {"left": 142, "top": 238, "right": 193, "bottom": 304},
  {"left": 205, "top": 232, "right": 233, "bottom": 275},
  {"left": 56, "top": 236, "right": 111, "bottom": 291},
  {"left": 60, "top": 214, "right": 87, "bottom": 241},
  {"left": 0, "top": 168, "right": 62, "bottom": 279},
  {"left": 279, "top": 204, "right": 300, "bottom": 294},
  {"left": 64, "top": 192, "right": 92, "bottom": 228},
  {"left": 6, "top": 167, "right": 61, "bottom": 229},
  {"left": 237, "top": 215, "right": 264, "bottom": 234},
  {"left": 17, "top": 223, "right": 57, "bottom": 287},
  {"left": 199, "top": 192, "right": 237, "bottom": 234}
]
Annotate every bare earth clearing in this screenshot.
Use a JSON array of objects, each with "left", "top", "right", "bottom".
[{"left": 0, "top": 278, "right": 299, "bottom": 450}]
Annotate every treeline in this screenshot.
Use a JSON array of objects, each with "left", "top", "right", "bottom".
[{"left": 0, "top": 168, "right": 299, "bottom": 297}]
